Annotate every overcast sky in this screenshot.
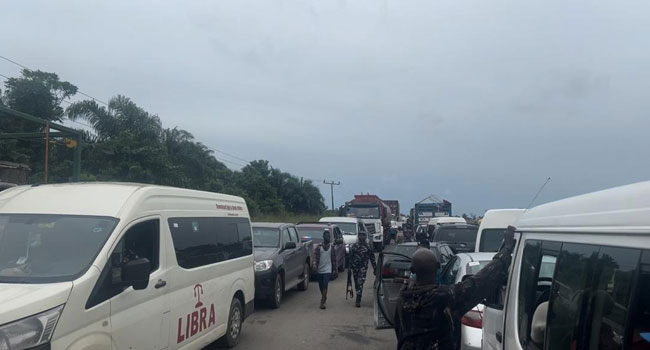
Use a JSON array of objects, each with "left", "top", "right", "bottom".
[{"left": 2, "top": 0, "right": 650, "bottom": 215}]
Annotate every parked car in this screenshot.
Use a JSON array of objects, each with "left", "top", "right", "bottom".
[
  {"left": 474, "top": 209, "right": 524, "bottom": 253},
  {"left": 431, "top": 223, "right": 479, "bottom": 253},
  {"left": 439, "top": 252, "right": 496, "bottom": 350},
  {"left": 296, "top": 223, "right": 346, "bottom": 275},
  {"left": 0, "top": 183, "right": 254, "bottom": 349},
  {"left": 373, "top": 241, "right": 455, "bottom": 328},
  {"left": 252, "top": 223, "right": 312, "bottom": 308}
]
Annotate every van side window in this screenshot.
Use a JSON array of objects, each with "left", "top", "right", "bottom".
[
  {"left": 517, "top": 240, "right": 560, "bottom": 349},
  {"left": 86, "top": 219, "right": 159, "bottom": 309},
  {"left": 168, "top": 217, "right": 252, "bottom": 269},
  {"left": 630, "top": 250, "right": 650, "bottom": 350}
]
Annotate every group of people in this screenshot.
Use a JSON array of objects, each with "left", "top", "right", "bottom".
[
  {"left": 311, "top": 225, "right": 517, "bottom": 350},
  {"left": 311, "top": 229, "right": 376, "bottom": 309}
]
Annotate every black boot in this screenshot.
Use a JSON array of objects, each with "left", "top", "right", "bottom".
[{"left": 355, "top": 293, "right": 362, "bottom": 307}]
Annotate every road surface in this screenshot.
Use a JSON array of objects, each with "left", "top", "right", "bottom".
[{"left": 230, "top": 268, "right": 397, "bottom": 350}]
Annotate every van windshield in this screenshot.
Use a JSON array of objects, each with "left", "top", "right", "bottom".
[
  {"left": 434, "top": 226, "right": 478, "bottom": 243},
  {"left": 326, "top": 222, "right": 357, "bottom": 235},
  {"left": 0, "top": 214, "right": 118, "bottom": 283}
]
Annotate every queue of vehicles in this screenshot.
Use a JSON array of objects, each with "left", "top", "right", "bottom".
[{"left": 2, "top": 181, "right": 650, "bottom": 349}]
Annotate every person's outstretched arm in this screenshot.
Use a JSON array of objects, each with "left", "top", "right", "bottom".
[{"left": 450, "top": 226, "right": 516, "bottom": 315}]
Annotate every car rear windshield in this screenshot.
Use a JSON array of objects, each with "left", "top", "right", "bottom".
[
  {"left": 478, "top": 228, "right": 507, "bottom": 252},
  {"left": 434, "top": 226, "right": 478, "bottom": 243},
  {"left": 252, "top": 227, "right": 280, "bottom": 248},
  {"left": 325, "top": 222, "right": 357, "bottom": 235},
  {"left": 297, "top": 228, "right": 329, "bottom": 243},
  {"left": 0, "top": 214, "right": 118, "bottom": 283}
]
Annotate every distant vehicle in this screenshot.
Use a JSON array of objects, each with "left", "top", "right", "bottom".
[
  {"left": 439, "top": 252, "right": 496, "bottom": 350},
  {"left": 474, "top": 209, "right": 524, "bottom": 253},
  {"left": 319, "top": 216, "right": 370, "bottom": 254},
  {"left": 426, "top": 216, "right": 467, "bottom": 237},
  {"left": 483, "top": 181, "right": 650, "bottom": 350},
  {"left": 252, "top": 223, "right": 312, "bottom": 308},
  {"left": 296, "top": 223, "right": 346, "bottom": 275},
  {"left": 413, "top": 195, "right": 452, "bottom": 229},
  {"left": 431, "top": 223, "right": 479, "bottom": 253},
  {"left": 373, "top": 241, "right": 455, "bottom": 328},
  {"left": 0, "top": 183, "right": 254, "bottom": 349},
  {"left": 383, "top": 199, "right": 400, "bottom": 221},
  {"left": 344, "top": 194, "right": 392, "bottom": 251}
]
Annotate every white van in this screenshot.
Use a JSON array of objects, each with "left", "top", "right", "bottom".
[
  {"left": 0, "top": 183, "right": 255, "bottom": 350},
  {"left": 474, "top": 209, "right": 524, "bottom": 253},
  {"left": 483, "top": 181, "right": 650, "bottom": 350}
]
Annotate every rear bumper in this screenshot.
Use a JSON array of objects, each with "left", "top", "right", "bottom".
[{"left": 460, "top": 324, "right": 482, "bottom": 350}]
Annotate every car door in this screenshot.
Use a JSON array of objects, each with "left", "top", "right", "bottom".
[
  {"left": 108, "top": 218, "right": 171, "bottom": 350},
  {"left": 374, "top": 250, "right": 412, "bottom": 328},
  {"left": 287, "top": 226, "right": 303, "bottom": 280}
]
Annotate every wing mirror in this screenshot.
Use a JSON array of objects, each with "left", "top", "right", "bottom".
[
  {"left": 121, "top": 258, "right": 151, "bottom": 290},
  {"left": 284, "top": 241, "right": 297, "bottom": 250}
]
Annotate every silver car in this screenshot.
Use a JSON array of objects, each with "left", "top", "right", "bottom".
[{"left": 439, "top": 252, "right": 495, "bottom": 350}]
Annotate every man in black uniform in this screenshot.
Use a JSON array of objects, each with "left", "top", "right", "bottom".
[
  {"left": 348, "top": 231, "right": 377, "bottom": 307},
  {"left": 394, "top": 226, "right": 517, "bottom": 350}
]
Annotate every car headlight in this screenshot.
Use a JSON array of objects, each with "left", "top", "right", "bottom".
[
  {"left": 254, "top": 260, "right": 273, "bottom": 272},
  {"left": 0, "top": 304, "right": 64, "bottom": 350}
]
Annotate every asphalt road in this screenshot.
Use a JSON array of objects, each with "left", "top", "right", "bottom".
[{"left": 235, "top": 268, "right": 396, "bottom": 350}]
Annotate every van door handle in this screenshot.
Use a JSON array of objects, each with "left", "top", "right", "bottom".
[
  {"left": 155, "top": 279, "right": 167, "bottom": 289},
  {"left": 496, "top": 331, "right": 503, "bottom": 343}
]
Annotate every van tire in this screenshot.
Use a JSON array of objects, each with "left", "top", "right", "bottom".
[
  {"left": 298, "top": 262, "right": 310, "bottom": 291},
  {"left": 269, "top": 275, "right": 282, "bottom": 309},
  {"left": 217, "top": 298, "right": 243, "bottom": 348}
]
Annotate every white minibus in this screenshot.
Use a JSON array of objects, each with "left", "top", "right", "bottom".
[
  {"left": 474, "top": 209, "right": 524, "bottom": 253},
  {"left": 0, "top": 183, "right": 255, "bottom": 350},
  {"left": 483, "top": 181, "right": 650, "bottom": 350}
]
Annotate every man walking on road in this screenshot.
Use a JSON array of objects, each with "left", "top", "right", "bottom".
[
  {"left": 394, "top": 226, "right": 517, "bottom": 350},
  {"left": 348, "top": 231, "right": 377, "bottom": 307},
  {"left": 313, "top": 230, "right": 337, "bottom": 309}
]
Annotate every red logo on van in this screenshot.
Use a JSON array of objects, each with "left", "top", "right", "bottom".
[{"left": 177, "top": 283, "right": 216, "bottom": 344}]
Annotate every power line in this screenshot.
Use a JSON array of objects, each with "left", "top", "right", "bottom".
[
  {"left": 0, "top": 54, "right": 109, "bottom": 106},
  {"left": 206, "top": 146, "right": 250, "bottom": 163}
]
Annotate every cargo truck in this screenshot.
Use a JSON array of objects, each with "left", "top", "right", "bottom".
[
  {"left": 413, "top": 195, "right": 452, "bottom": 229},
  {"left": 344, "top": 194, "right": 392, "bottom": 251}
]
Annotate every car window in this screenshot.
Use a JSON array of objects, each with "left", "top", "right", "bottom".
[
  {"left": 442, "top": 257, "right": 460, "bottom": 285},
  {"left": 282, "top": 228, "right": 291, "bottom": 246},
  {"left": 288, "top": 227, "right": 299, "bottom": 243},
  {"left": 479, "top": 228, "right": 507, "bottom": 252}
]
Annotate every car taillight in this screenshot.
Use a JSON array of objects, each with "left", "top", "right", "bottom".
[{"left": 461, "top": 309, "right": 483, "bottom": 329}]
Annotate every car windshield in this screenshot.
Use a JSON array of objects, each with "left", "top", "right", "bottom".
[
  {"left": 297, "top": 228, "right": 329, "bottom": 243},
  {"left": 252, "top": 227, "right": 280, "bottom": 248},
  {"left": 0, "top": 214, "right": 118, "bottom": 283},
  {"left": 466, "top": 260, "right": 490, "bottom": 275},
  {"left": 478, "top": 228, "right": 507, "bottom": 252},
  {"left": 326, "top": 222, "right": 357, "bottom": 235},
  {"left": 348, "top": 206, "right": 379, "bottom": 219},
  {"left": 434, "top": 226, "right": 478, "bottom": 243}
]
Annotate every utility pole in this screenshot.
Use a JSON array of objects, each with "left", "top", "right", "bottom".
[{"left": 323, "top": 180, "right": 340, "bottom": 211}]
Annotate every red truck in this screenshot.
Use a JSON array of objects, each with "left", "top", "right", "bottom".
[{"left": 345, "top": 194, "right": 392, "bottom": 251}]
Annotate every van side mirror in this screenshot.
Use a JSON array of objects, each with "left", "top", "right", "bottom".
[
  {"left": 284, "top": 241, "right": 297, "bottom": 250},
  {"left": 122, "top": 258, "right": 151, "bottom": 290}
]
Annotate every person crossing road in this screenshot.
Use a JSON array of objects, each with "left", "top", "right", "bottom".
[{"left": 348, "top": 231, "right": 377, "bottom": 307}]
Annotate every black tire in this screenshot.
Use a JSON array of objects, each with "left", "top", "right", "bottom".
[
  {"left": 217, "top": 298, "right": 243, "bottom": 348},
  {"left": 269, "top": 274, "right": 282, "bottom": 309},
  {"left": 297, "top": 262, "right": 310, "bottom": 291}
]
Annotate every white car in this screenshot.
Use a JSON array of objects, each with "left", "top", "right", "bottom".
[
  {"left": 319, "top": 216, "right": 370, "bottom": 253},
  {"left": 439, "top": 252, "right": 496, "bottom": 350}
]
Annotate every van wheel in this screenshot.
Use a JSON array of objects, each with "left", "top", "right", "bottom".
[
  {"left": 269, "top": 275, "right": 282, "bottom": 309},
  {"left": 298, "top": 262, "right": 310, "bottom": 291},
  {"left": 217, "top": 298, "right": 243, "bottom": 348}
]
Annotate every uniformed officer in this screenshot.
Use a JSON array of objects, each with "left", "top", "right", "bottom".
[
  {"left": 394, "top": 226, "right": 517, "bottom": 350},
  {"left": 348, "top": 231, "right": 377, "bottom": 307}
]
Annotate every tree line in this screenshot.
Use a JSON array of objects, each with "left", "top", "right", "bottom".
[{"left": 0, "top": 69, "right": 326, "bottom": 216}]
